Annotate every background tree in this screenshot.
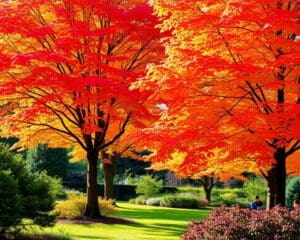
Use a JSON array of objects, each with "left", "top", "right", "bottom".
[
  {"left": 286, "top": 177, "right": 300, "bottom": 209},
  {"left": 134, "top": 0, "right": 300, "bottom": 207},
  {"left": 0, "top": 0, "right": 164, "bottom": 218},
  {"left": 26, "top": 144, "right": 69, "bottom": 180}
]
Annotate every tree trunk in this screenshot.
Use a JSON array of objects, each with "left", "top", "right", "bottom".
[
  {"left": 103, "top": 157, "right": 115, "bottom": 200},
  {"left": 84, "top": 151, "right": 101, "bottom": 219},
  {"left": 101, "top": 150, "right": 117, "bottom": 203},
  {"left": 266, "top": 166, "right": 276, "bottom": 210},
  {"left": 200, "top": 176, "right": 216, "bottom": 202},
  {"left": 204, "top": 187, "right": 212, "bottom": 202},
  {"left": 274, "top": 147, "right": 286, "bottom": 206}
]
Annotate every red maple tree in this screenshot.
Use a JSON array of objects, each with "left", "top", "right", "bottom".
[
  {"left": 0, "top": 0, "right": 164, "bottom": 218},
  {"left": 132, "top": 0, "right": 300, "bottom": 207}
]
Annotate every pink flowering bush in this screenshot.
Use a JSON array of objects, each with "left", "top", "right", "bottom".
[{"left": 182, "top": 205, "right": 300, "bottom": 240}]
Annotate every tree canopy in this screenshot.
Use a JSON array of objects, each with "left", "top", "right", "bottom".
[
  {"left": 0, "top": 0, "right": 165, "bottom": 218},
  {"left": 130, "top": 0, "right": 300, "bottom": 206}
]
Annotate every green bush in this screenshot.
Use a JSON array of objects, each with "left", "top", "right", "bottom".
[
  {"left": 160, "top": 195, "right": 201, "bottom": 209},
  {"left": 125, "top": 174, "right": 139, "bottom": 185},
  {"left": 209, "top": 201, "right": 223, "bottom": 207},
  {"left": 161, "top": 186, "right": 178, "bottom": 194},
  {"left": 0, "top": 144, "right": 57, "bottom": 238},
  {"left": 146, "top": 197, "right": 161, "bottom": 206},
  {"left": 0, "top": 170, "right": 22, "bottom": 234},
  {"left": 54, "top": 193, "right": 117, "bottom": 219},
  {"left": 178, "top": 186, "right": 202, "bottom": 194},
  {"left": 209, "top": 188, "right": 250, "bottom": 207},
  {"left": 286, "top": 177, "right": 300, "bottom": 209},
  {"left": 212, "top": 188, "right": 246, "bottom": 198},
  {"left": 129, "top": 195, "right": 148, "bottom": 205},
  {"left": 243, "top": 177, "right": 267, "bottom": 202},
  {"left": 177, "top": 192, "right": 208, "bottom": 206},
  {"left": 136, "top": 175, "right": 163, "bottom": 197},
  {"left": 220, "top": 192, "right": 237, "bottom": 205},
  {"left": 235, "top": 199, "right": 252, "bottom": 209},
  {"left": 230, "top": 188, "right": 247, "bottom": 198}
]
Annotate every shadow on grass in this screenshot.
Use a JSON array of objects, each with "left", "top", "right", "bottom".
[
  {"left": 117, "top": 205, "right": 209, "bottom": 222},
  {"left": 63, "top": 219, "right": 187, "bottom": 240},
  {"left": 131, "top": 221, "right": 185, "bottom": 235},
  {"left": 30, "top": 204, "right": 209, "bottom": 240},
  {"left": 70, "top": 222, "right": 184, "bottom": 240}
]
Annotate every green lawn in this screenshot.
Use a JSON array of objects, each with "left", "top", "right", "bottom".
[{"left": 28, "top": 202, "right": 210, "bottom": 240}]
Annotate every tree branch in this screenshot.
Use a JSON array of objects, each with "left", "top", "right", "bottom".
[
  {"left": 98, "top": 113, "right": 132, "bottom": 151},
  {"left": 286, "top": 140, "right": 300, "bottom": 156}
]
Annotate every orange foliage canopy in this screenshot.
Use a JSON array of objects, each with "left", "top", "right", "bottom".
[
  {"left": 0, "top": 0, "right": 164, "bottom": 158},
  {"left": 131, "top": 0, "right": 300, "bottom": 179}
]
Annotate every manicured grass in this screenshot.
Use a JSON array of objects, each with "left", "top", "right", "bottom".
[{"left": 28, "top": 202, "right": 210, "bottom": 240}]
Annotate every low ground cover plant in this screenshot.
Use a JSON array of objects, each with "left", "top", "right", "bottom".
[
  {"left": 178, "top": 186, "right": 250, "bottom": 208},
  {"left": 54, "top": 193, "right": 117, "bottom": 219},
  {"left": 182, "top": 205, "right": 300, "bottom": 240},
  {"left": 160, "top": 195, "right": 201, "bottom": 209},
  {"left": 130, "top": 192, "right": 208, "bottom": 209},
  {"left": 146, "top": 197, "right": 161, "bottom": 206},
  {"left": 129, "top": 195, "right": 148, "bottom": 205}
]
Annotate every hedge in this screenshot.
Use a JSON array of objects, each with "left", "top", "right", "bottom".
[{"left": 63, "top": 182, "right": 177, "bottom": 200}]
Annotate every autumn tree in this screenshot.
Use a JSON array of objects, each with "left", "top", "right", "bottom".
[
  {"left": 133, "top": 0, "right": 300, "bottom": 207},
  {"left": 0, "top": 0, "right": 164, "bottom": 218}
]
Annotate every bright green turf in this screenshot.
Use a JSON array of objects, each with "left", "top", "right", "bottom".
[{"left": 28, "top": 202, "right": 209, "bottom": 240}]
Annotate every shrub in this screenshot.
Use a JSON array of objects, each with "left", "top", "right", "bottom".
[
  {"left": 286, "top": 177, "right": 300, "bottom": 209},
  {"left": 136, "top": 175, "right": 163, "bottom": 197},
  {"left": 129, "top": 195, "right": 148, "bottom": 205},
  {"left": 243, "top": 177, "right": 267, "bottom": 202},
  {"left": 235, "top": 198, "right": 252, "bottom": 209},
  {"left": 210, "top": 188, "right": 249, "bottom": 207},
  {"left": 0, "top": 144, "right": 57, "bottom": 238},
  {"left": 98, "top": 198, "right": 117, "bottom": 216},
  {"left": 212, "top": 188, "right": 246, "bottom": 198},
  {"left": 146, "top": 197, "right": 161, "bottom": 206},
  {"left": 125, "top": 174, "right": 140, "bottom": 185},
  {"left": 54, "top": 193, "right": 117, "bottom": 219},
  {"left": 231, "top": 188, "right": 247, "bottom": 198},
  {"left": 0, "top": 170, "right": 22, "bottom": 235},
  {"left": 178, "top": 186, "right": 202, "bottom": 195},
  {"left": 219, "top": 192, "right": 237, "bottom": 205},
  {"left": 161, "top": 186, "right": 178, "bottom": 194},
  {"left": 182, "top": 205, "right": 300, "bottom": 240},
  {"left": 209, "top": 201, "right": 223, "bottom": 207},
  {"left": 160, "top": 195, "right": 201, "bottom": 209}
]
